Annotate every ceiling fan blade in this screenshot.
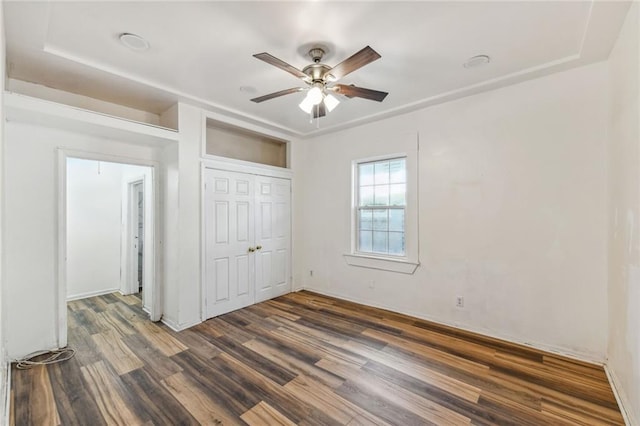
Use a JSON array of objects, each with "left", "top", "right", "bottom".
[
  {"left": 313, "top": 102, "right": 326, "bottom": 119},
  {"left": 333, "top": 84, "right": 388, "bottom": 102},
  {"left": 250, "top": 87, "right": 304, "bottom": 103},
  {"left": 327, "top": 46, "right": 381, "bottom": 80},
  {"left": 253, "top": 52, "right": 309, "bottom": 80}
]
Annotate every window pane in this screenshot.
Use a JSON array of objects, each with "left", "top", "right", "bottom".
[
  {"left": 388, "top": 232, "right": 405, "bottom": 255},
  {"left": 359, "top": 230, "right": 372, "bottom": 252},
  {"left": 359, "top": 163, "right": 374, "bottom": 186},
  {"left": 389, "top": 209, "right": 404, "bottom": 232},
  {"left": 372, "top": 209, "right": 388, "bottom": 231},
  {"left": 389, "top": 184, "right": 406, "bottom": 206},
  {"left": 390, "top": 158, "right": 406, "bottom": 183},
  {"left": 359, "top": 186, "right": 374, "bottom": 206},
  {"left": 355, "top": 157, "right": 407, "bottom": 258},
  {"left": 359, "top": 210, "right": 373, "bottom": 230},
  {"left": 372, "top": 231, "right": 388, "bottom": 253},
  {"left": 374, "top": 185, "right": 389, "bottom": 206},
  {"left": 374, "top": 161, "right": 390, "bottom": 185}
]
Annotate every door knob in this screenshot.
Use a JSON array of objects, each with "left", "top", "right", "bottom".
[
  {"left": 248, "top": 247, "right": 256, "bottom": 253},
  {"left": 256, "top": 245, "right": 262, "bottom": 250}
]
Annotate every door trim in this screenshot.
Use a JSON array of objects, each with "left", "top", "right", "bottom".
[
  {"left": 201, "top": 158, "right": 292, "bottom": 180},
  {"left": 57, "top": 148, "right": 163, "bottom": 349}
]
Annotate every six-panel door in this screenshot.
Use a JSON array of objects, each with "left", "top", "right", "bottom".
[
  {"left": 204, "top": 168, "right": 291, "bottom": 319},
  {"left": 254, "top": 175, "right": 291, "bottom": 303},
  {"left": 205, "top": 169, "right": 255, "bottom": 318}
]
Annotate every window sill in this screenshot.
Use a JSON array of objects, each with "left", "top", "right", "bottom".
[{"left": 343, "top": 253, "right": 419, "bottom": 274}]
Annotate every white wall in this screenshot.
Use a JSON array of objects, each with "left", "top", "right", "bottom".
[
  {"left": 161, "top": 103, "right": 202, "bottom": 330},
  {"left": 161, "top": 142, "right": 180, "bottom": 327},
  {"left": 157, "top": 103, "right": 201, "bottom": 330},
  {"left": 0, "top": 1, "right": 7, "bottom": 423},
  {"left": 177, "top": 104, "right": 202, "bottom": 329},
  {"left": 0, "top": 0, "right": 5, "bottom": 351},
  {"left": 67, "top": 159, "right": 122, "bottom": 299},
  {"left": 3, "top": 121, "right": 161, "bottom": 358},
  {"left": 293, "top": 62, "right": 609, "bottom": 361},
  {"left": 66, "top": 158, "right": 150, "bottom": 301},
  {"left": 607, "top": 3, "right": 640, "bottom": 424}
]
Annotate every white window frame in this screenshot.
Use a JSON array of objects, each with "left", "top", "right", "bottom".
[{"left": 344, "top": 147, "right": 420, "bottom": 274}]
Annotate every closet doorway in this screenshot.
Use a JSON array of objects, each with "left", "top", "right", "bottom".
[{"left": 203, "top": 167, "right": 292, "bottom": 319}]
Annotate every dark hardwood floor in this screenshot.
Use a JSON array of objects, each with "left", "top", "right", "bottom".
[{"left": 11, "top": 291, "right": 624, "bottom": 425}]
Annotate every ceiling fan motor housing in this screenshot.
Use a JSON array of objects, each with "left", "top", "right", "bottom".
[{"left": 302, "top": 63, "right": 332, "bottom": 82}]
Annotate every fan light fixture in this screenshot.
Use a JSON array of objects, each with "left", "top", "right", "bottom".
[
  {"left": 251, "top": 45, "right": 388, "bottom": 121},
  {"left": 299, "top": 86, "right": 340, "bottom": 114}
]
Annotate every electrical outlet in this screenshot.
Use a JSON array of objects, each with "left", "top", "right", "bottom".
[
  {"left": 456, "top": 296, "right": 464, "bottom": 308},
  {"left": 369, "top": 280, "right": 375, "bottom": 289}
]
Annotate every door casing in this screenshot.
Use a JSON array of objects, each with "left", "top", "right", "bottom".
[{"left": 57, "top": 149, "right": 162, "bottom": 349}]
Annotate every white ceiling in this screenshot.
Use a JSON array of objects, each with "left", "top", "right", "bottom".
[{"left": 4, "top": 1, "right": 631, "bottom": 137}]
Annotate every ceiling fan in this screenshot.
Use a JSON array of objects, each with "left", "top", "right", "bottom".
[{"left": 250, "top": 46, "right": 388, "bottom": 119}]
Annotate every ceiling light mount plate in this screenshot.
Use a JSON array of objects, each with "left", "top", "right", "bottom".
[
  {"left": 297, "top": 41, "right": 335, "bottom": 63},
  {"left": 119, "top": 33, "right": 150, "bottom": 51},
  {"left": 464, "top": 54, "right": 491, "bottom": 68}
]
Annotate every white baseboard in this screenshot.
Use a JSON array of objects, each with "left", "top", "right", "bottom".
[
  {"left": 300, "top": 286, "right": 606, "bottom": 366},
  {"left": 605, "top": 364, "right": 637, "bottom": 426},
  {"left": 67, "top": 288, "right": 119, "bottom": 301},
  {"left": 161, "top": 316, "right": 201, "bottom": 332}
]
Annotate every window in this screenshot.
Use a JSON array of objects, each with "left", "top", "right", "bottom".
[
  {"left": 356, "top": 157, "right": 406, "bottom": 256},
  {"left": 344, "top": 134, "right": 420, "bottom": 274}
]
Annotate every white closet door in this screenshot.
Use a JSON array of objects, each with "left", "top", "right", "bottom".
[
  {"left": 254, "top": 176, "right": 291, "bottom": 303},
  {"left": 204, "top": 169, "right": 255, "bottom": 318}
]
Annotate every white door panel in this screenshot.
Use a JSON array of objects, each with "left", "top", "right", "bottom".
[
  {"left": 205, "top": 169, "right": 255, "bottom": 318},
  {"left": 255, "top": 176, "right": 291, "bottom": 303}
]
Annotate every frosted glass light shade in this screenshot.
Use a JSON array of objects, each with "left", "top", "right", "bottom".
[
  {"left": 299, "top": 87, "right": 339, "bottom": 115},
  {"left": 307, "top": 86, "right": 323, "bottom": 105},
  {"left": 324, "top": 94, "right": 340, "bottom": 112},
  {"left": 299, "top": 96, "right": 314, "bottom": 113}
]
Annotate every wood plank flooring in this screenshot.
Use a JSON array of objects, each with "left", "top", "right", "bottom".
[{"left": 11, "top": 291, "right": 624, "bottom": 425}]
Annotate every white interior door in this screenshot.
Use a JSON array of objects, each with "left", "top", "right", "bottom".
[
  {"left": 133, "top": 182, "right": 144, "bottom": 293},
  {"left": 124, "top": 178, "right": 144, "bottom": 296},
  {"left": 205, "top": 169, "right": 255, "bottom": 318},
  {"left": 255, "top": 176, "right": 291, "bottom": 303}
]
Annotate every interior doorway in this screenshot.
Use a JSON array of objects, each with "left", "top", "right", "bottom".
[
  {"left": 134, "top": 181, "right": 144, "bottom": 294},
  {"left": 59, "top": 151, "right": 160, "bottom": 348},
  {"left": 125, "top": 177, "right": 148, "bottom": 308}
]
